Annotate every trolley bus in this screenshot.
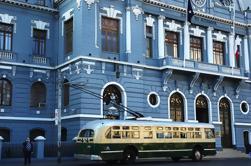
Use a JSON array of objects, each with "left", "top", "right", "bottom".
[{"left": 75, "top": 119, "right": 216, "bottom": 163}]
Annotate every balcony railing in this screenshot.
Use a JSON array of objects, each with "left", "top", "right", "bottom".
[
  {"left": 163, "top": 56, "right": 244, "bottom": 77},
  {"left": 0, "top": 50, "right": 16, "bottom": 61},
  {"left": 31, "top": 54, "right": 50, "bottom": 65}
]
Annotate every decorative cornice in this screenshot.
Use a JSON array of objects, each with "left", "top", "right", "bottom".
[
  {"left": 143, "top": 0, "right": 248, "bottom": 28},
  {"left": 0, "top": 0, "right": 58, "bottom": 13}
]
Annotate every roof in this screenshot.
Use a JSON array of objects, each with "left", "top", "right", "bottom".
[{"left": 82, "top": 119, "right": 215, "bottom": 131}]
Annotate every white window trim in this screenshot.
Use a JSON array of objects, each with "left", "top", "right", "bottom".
[
  {"left": 240, "top": 101, "right": 249, "bottom": 115},
  {"left": 147, "top": 91, "right": 160, "bottom": 108},
  {"left": 61, "top": 8, "right": 74, "bottom": 36}
]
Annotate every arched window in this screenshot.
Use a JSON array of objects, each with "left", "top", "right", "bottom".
[
  {"left": 0, "top": 128, "right": 10, "bottom": 142},
  {"left": 30, "top": 82, "right": 46, "bottom": 108},
  {"left": 170, "top": 92, "right": 184, "bottom": 122},
  {"left": 0, "top": 78, "right": 12, "bottom": 106},
  {"left": 103, "top": 85, "right": 122, "bottom": 119},
  {"left": 29, "top": 128, "right": 45, "bottom": 141},
  {"left": 196, "top": 95, "right": 209, "bottom": 123},
  {"left": 63, "top": 79, "right": 69, "bottom": 107},
  {"left": 61, "top": 127, "right": 67, "bottom": 141}
]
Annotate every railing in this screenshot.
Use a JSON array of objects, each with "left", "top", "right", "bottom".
[
  {"left": 32, "top": 54, "right": 50, "bottom": 65},
  {"left": 0, "top": 50, "right": 15, "bottom": 61},
  {"left": 163, "top": 56, "right": 244, "bottom": 77}
]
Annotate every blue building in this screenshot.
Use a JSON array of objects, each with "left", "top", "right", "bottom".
[{"left": 0, "top": 0, "right": 251, "bottom": 156}]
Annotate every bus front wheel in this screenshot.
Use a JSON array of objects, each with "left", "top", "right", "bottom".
[
  {"left": 122, "top": 149, "right": 136, "bottom": 164},
  {"left": 192, "top": 149, "right": 202, "bottom": 161}
]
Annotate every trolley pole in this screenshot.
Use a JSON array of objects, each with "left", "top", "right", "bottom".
[{"left": 57, "top": 70, "right": 62, "bottom": 164}]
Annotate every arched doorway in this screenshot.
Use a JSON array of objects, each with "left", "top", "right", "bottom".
[
  {"left": 170, "top": 92, "right": 184, "bottom": 122},
  {"left": 196, "top": 95, "right": 209, "bottom": 123},
  {"left": 103, "top": 85, "right": 122, "bottom": 119},
  {"left": 219, "top": 98, "right": 232, "bottom": 148}
]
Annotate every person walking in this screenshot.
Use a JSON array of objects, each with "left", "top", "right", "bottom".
[{"left": 22, "top": 137, "right": 33, "bottom": 165}]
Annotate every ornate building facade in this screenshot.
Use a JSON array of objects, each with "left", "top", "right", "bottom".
[{"left": 0, "top": 0, "right": 251, "bottom": 153}]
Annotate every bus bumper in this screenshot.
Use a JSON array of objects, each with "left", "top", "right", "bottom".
[{"left": 74, "top": 154, "right": 102, "bottom": 160}]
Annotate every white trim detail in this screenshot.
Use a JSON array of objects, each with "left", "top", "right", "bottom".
[
  {"left": 102, "top": 5, "right": 122, "bottom": 19},
  {"left": 61, "top": 8, "right": 74, "bottom": 36},
  {"left": 158, "top": 15, "right": 165, "bottom": 59},
  {"left": 234, "top": 123, "right": 251, "bottom": 127},
  {"left": 167, "top": 89, "right": 188, "bottom": 122},
  {"left": 132, "top": 5, "right": 143, "bottom": 21},
  {"left": 240, "top": 101, "right": 249, "bottom": 115},
  {"left": 244, "top": 36, "right": 250, "bottom": 73},
  {"left": 84, "top": 0, "right": 96, "bottom": 9},
  {"left": 126, "top": 7, "right": 131, "bottom": 54},
  {"left": 217, "top": 95, "right": 236, "bottom": 145},
  {"left": 184, "top": 22, "right": 190, "bottom": 61},
  {"left": 194, "top": 92, "right": 212, "bottom": 123},
  {"left": 146, "top": 15, "right": 155, "bottom": 27},
  {"left": 212, "top": 121, "right": 222, "bottom": 125},
  {"left": 165, "top": 20, "right": 181, "bottom": 32},
  {"left": 207, "top": 27, "right": 213, "bottom": 63},
  {"left": 147, "top": 92, "right": 160, "bottom": 108},
  {"left": 0, "top": 13, "right": 16, "bottom": 24},
  {"left": 190, "top": 26, "right": 205, "bottom": 37},
  {"left": 213, "top": 31, "right": 227, "bottom": 42},
  {"left": 100, "top": 82, "right": 127, "bottom": 119},
  {"left": 0, "top": 65, "right": 12, "bottom": 70},
  {"left": 31, "top": 20, "right": 50, "bottom": 39}
]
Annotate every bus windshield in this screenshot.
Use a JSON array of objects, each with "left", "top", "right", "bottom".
[{"left": 79, "top": 129, "right": 94, "bottom": 138}]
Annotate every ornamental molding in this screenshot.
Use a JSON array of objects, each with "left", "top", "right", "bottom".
[
  {"left": 213, "top": 76, "right": 224, "bottom": 96},
  {"left": 162, "top": 69, "right": 173, "bottom": 92},
  {"left": 235, "top": 35, "right": 242, "bottom": 46},
  {"left": 102, "top": 5, "right": 122, "bottom": 18},
  {"left": 190, "top": 26, "right": 205, "bottom": 37},
  {"left": 132, "top": 68, "right": 143, "bottom": 80},
  {"left": 62, "top": 8, "right": 74, "bottom": 21},
  {"left": 189, "top": 72, "right": 200, "bottom": 94},
  {"left": 213, "top": 31, "right": 227, "bottom": 42},
  {"left": 0, "top": 13, "right": 16, "bottom": 24},
  {"left": 165, "top": 20, "right": 181, "bottom": 32},
  {"left": 131, "top": 5, "right": 143, "bottom": 21},
  {"left": 31, "top": 20, "right": 50, "bottom": 39},
  {"left": 145, "top": 15, "right": 155, "bottom": 27}
]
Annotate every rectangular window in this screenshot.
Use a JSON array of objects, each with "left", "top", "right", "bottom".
[
  {"left": 213, "top": 41, "right": 225, "bottom": 65},
  {"left": 64, "top": 18, "right": 73, "bottom": 55},
  {"left": 146, "top": 26, "right": 153, "bottom": 58},
  {"left": 102, "top": 17, "right": 119, "bottom": 53},
  {"left": 190, "top": 36, "right": 203, "bottom": 62},
  {"left": 165, "top": 31, "right": 179, "bottom": 58},
  {"left": 33, "top": 29, "right": 47, "bottom": 56},
  {"left": 0, "top": 22, "right": 13, "bottom": 51},
  {"left": 36, "top": 0, "right": 45, "bottom": 6}
]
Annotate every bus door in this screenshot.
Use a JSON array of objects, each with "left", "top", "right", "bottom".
[{"left": 76, "top": 129, "right": 94, "bottom": 155}]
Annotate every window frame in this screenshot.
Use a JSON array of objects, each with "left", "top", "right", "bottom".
[
  {"left": 147, "top": 92, "right": 160, "bottom": 108},
  {"left": 33, "top": 28, "right": 47, "bottom": 56},
  {"left": 165, "top": 31, "right": 179, "bottom": 58},
  {"left": 101, "top": 16, "right": 120, "bottom": 53},
  {"left": 145, "top": 25, "right": 153, "bottom": 58},
  {"left": 190, "top": 36, "right": 203, "bottom": 62},
  {"left": 240, "top": 101, "right": 249, "bottom": 115},
  {"left": 0, "top": 22, "right": 13, "bottom": 51},
  {"left": 64, "top": 17, "right": 73, "bottom": 55},
  {"left": 30, "top": 81, "right": 47, "bottom": 108},
  {"left": 213, "top": 40, "right": 225, "bottom": 65},
  {"left": 0, "top": 78, "right": 12, "bottom": 106}
]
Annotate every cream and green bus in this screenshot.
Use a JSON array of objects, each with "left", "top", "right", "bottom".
[{"left": 75, "top": 119, "right": 216, "bottom": 163}]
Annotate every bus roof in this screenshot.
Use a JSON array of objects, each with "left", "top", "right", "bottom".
[{"left": 81, "top": 119, "right": 215, "bottom": 131}]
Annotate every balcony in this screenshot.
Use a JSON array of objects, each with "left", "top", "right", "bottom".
[
  {"left": 162, "top": 56, "right": 246, "bottom": 78},
  {"left": 0, "top": 50, "right": 16, "bottom": 62},
  {"left": 31, "top": 54, "right": 50, "bottom": 66}
]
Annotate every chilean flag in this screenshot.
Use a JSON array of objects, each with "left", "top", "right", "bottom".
[
  {"left": 187, "top": 0, "right": 195, "bottom": 23},
  {"left": 235, "top": 45, "right": 240, "bottom": 67}
]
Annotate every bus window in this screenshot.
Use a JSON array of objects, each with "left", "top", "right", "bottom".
[
  {"left": 164, "top": 132, "right": 172, "bottom": 139},
  {"left": 187, "top": 132, "right": 194, "bottom": 138},
  {"left": 173, "top": 127, "right": 179, "bottom": 131},
  {"left": 180, "top": 132, "right": 187, "bottom": 138},
  {"left": 113, "top": 126, "right": 120, "bottom": 130},
  {"left": 143, "top": 131, "right": 153, "bottom": 139},
  {"left": 144, "top": 126, "right": 152, "bottom": 130},
  {"left": 166, "top": 127, "right": 172, "bottom": 131},
  {"left": 105, "top": 128, "right": 111, "bottom": 139},
  {"left": 205, "top": 128, "right": 215, "bottom": 139},
  {"left": 156, "top": 132, "right": 164, "bottom": 139},
  {"left": 195, "top": 132, "right": 202, "bottom": 138},
  {"left": 112, "top": 131, "right": 121, "bottom": 139},
  {"left": 173, "top": 132, "right": 179, "bottom": 138},
  {"left": 79, "top": 129, "right": 94, "bottom": 138},
  {"left": 122, "top": 126, "right": 130, "bottom": 130},
  {"left": 180, "top": 127, "right": 186, "bottom": 131},
  {"left": 188, "top": 127, "right": 194, "bottom": 131},
  {"left": 122, "top": 131, "right": 131, "bottom": 138},
  {"left": 195, "top": 128, "right": 200, "bottom": 131},
  {"left": 132, "top": 131, "right": 140, "bottom": 139},
  {"left": 157, "top": 127, "right": 163, "bottom": 130},
  {"left": 132, "top": 126, "right": 139, "bottom": 130}
]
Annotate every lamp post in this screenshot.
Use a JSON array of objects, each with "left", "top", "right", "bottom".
[{"left": 57, "top": 70, "right": 62, "bottom": 163}]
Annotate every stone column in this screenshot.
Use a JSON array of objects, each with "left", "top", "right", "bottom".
[
  {"left": 244, "top": 36, "right": 250, "bottom": 73},
  {"left": 184, "top": 22, "right": 190, "bottom": 60},
  {"left": 207, "top": 27, "right": 214, "bottom": 63},
  {"left": 34, "top": 136, "right": 46, "bottom": 159},
  {"left": 126, "top": 7, "right": 132, "bottom": 54},
  {"left": 228, "top": 33, "right": 235, "bottom": 67},
  {"left": 0, "top": 136, "right": 3, "bottom": 160}
]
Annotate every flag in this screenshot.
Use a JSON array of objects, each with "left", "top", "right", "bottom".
[
  {"left": 235, "top": 45, "right": 240, "bottom": 67},
  {"left": 187, "top": 0, "right": 194, "bottom": 23}
]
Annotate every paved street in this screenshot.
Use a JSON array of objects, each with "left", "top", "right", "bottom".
[{"left": 0, "top": 158, "right": 250, "bottom": 166}]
